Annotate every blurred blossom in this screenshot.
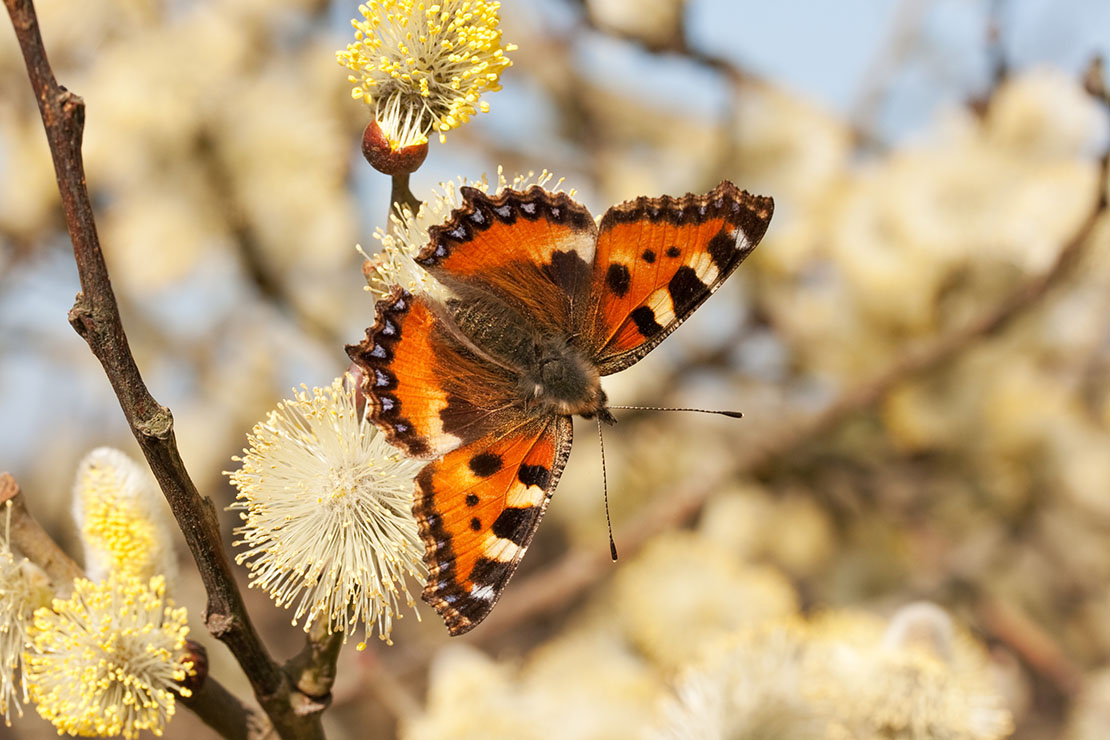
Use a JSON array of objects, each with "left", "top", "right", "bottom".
[
  {"left": 0, "top": 121, "right": 60, "bottom": 241},
  {"left": 96, "top": 165, "right": 226, "bottom": 295},
  {"left": 364, "top": 168, "right": 572, "bottom": 299},
  {"left": 404, "top": 644, "right": 543, "bottom": 740},
  {"left": 228, "top": 375, "right": 425, "bottom": 646},
  {"left": 611, "top": 532, "right": 797, "bottom": 670},
  {"left": 337, "top": 0, "right": 515, "bottom": 148},
  {"left": 520, "top": 627, "right": 662, "bottom": 738},
  {"left": 71, "top": 447, "right": 177, "bottom": 583},
  {"left": 650, "top": 621, "right": 825, "bottom": 740},
  {"left": 0, "top": 502, "right": 53, "bottom": 726},
  {"left": 1066, "top": 667, "right": 1110, "bottom": 740},
  {"left": 407, "top": 629, "right": 660, "bottom": 740},
  {"left": 699, "top": 485, "right": 835, "bottom": 579},
  {"left": 586, "top": 0, "right": 685, "bottom": 49},
  {"left": 759, "top": 69, "right": 1102, "bottom": 389},
  {"left": 819, "top": 605, "right": 1014, "bottom": 740},
  {"left": 216, "top": 63, "right": 356, "bottom": 274},
  {"left": 881, "top": 601, "right": 958, "bottom": 661},
  {"left": 733, "top": 85, "right": 853, "bottom": 276},
  {"left": 0, "top": 0, "right": 154, "bottom": 73},
  {"left": 653, "top": 604, "right": 1011, "bottom": 740},
  {"left": 986, "top": 69, "right": 1109, "bottom": 159},
  {"left": 24, "top": 574, "right": 192, "bottom": 740}
]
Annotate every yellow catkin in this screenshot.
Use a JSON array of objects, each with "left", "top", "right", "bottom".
[{"left": 336, "top": 0, "right": 515, "bottom": 147}]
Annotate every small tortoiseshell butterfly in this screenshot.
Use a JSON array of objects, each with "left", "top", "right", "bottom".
[{"left": 348, "top": 181, "right": 773, "bottom": 635}]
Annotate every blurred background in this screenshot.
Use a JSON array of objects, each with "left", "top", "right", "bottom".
[{"left": 3, "top": 0, "right": 1110, "bottom": 737}]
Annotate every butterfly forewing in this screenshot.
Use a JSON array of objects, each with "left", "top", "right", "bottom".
[
  {"left": 418, "top": 186, "right": 597, "bottom": 335},
  {"left": 586, "top": 181, "right": 773, "bottom": 374}
]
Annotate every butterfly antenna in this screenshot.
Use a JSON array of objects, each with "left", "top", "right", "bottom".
[
  {"left": 597, "top": 415, "right": 618, "bottom": 562},
  {"left": 607, "top": 405, "right": 743, "bottom": 418}
]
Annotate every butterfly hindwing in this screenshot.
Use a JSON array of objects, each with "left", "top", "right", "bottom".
[
  {"left": 346, "top": 287, "right": 520, "bottom": 458},
  {"left": 588, "top": 181, "right": 773, "bottom": 374},
  {"left": 417, "top": 186, "right": 597, "bottom": 334},
  {"left": 415, "top": 415, "right": 572, "bottom": 635}
]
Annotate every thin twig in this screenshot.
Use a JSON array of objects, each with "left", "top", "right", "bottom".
[
  {"left": 977, "top": 597, "right": 1085, "bottom": 696},
  {"left": 0, "top": 473, "right": 82, "bottom": 587},
  {"left": 179, "top": 677, "right": 260, "bottom": 740},
  {"left": 477, "top": 70, "right": 1110, "bottom": 637},
  {"left": 390, "top": 172, "right": 421, "bottom": 219},
  {"left": 284, "top": 620, "right": 344, "bottom": 701},
  {"left": 1, "top": 0, "right": 319, "bottom": 736}
]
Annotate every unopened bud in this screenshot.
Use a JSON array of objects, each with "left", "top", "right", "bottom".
[{"left": 362, "top": 120, "right": 428, "bottom": 175}]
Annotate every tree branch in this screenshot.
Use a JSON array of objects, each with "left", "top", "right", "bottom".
[
  {"left": 1, "top": 0, "right": 324, "bottom": 736},
  {"left": 0, "top": 473, "right": 82, "bottom": 587}
]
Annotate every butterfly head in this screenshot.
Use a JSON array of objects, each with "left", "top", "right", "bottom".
[{"left": 522, "top": 337, "right": 613, "bottom": 422}]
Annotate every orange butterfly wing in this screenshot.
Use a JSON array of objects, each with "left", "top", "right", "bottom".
[
  {"left": 588, "top": 181, "right": 773, "bottom": 373},
  {"left": 346, "top": 287, "right": 518, "bottom": 458},
  {"left": 416, "top": 416, "right": 572, "bottom": 635},
  {"left": 417, "top": 186, "right": 597, "bottom": 334}
]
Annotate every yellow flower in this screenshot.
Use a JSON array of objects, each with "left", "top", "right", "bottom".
[
  {"left": 24, "top": 574, "right": 192, "bottom": 740},
  {"left": 0, "top": 502, "right": 53, "bottom": 726},
  {"left": 363, "top": 168, "right": 571, "bottom": 299},
  {"left": 228, "top": 375, "right": 426, "bottom": 647},
  {"left": 71, "top": 447, "right": 176, "bottom": 583},
  {"left": 337, "top": 0, "right": 515, "bottom": 148}
]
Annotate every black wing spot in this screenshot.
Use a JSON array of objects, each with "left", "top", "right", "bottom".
[
  {"left": 469, "top": 557, "right": 511, "bottom": 587},
  {"left": 641, "top": 249, "right": 656, "bottom": 263},
  {"left": 707, "top": 229, "right": 739, "bottom": 271},
  {"left": 547, "top": 250, "right": 591, "bottom": 296},
  {"left": 465, "top": 493, "right": 479, "bottom": 507},
  {"left": 518, "top": 464, "right": 550, "bottom": 490},
  {"left": 668, "top": 265, "right": 709, "bottom": 317},
  {"left": 630, "top": 306, "right": 663, "bottom": 337},
  {"left": 468, "top": 452, "right": 503, "bottom": 477},
  {"left": 491, "top": 507, "right": 535, "bottom": 546},
  {"left": 470, "top": 517, "right": 482, "bottom": 531},
  {"left": 665, "top": 245, "right": 681, "bottom": 258},
  {"left": 605, "top": 263, "right": 632, "bottom": 298}
]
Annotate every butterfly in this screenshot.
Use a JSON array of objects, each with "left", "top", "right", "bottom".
[{"left": 347, "top": 181, "right": 773, "bottom": 635}]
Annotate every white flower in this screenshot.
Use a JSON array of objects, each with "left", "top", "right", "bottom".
[{"left": 228, "top": 375, "right": 426, "bottom": 646}]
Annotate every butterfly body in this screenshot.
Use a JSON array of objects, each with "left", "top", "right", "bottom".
[
  {"left": 441, "top": 290, "right": 607, "bottom": 419},
  {"left": 349, "top": 182, "right": 772, "bottom": 634}
]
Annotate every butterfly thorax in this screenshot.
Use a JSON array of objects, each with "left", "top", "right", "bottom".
[{"left": 445, "top": 292, "right": 607, "bottom": 419}]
